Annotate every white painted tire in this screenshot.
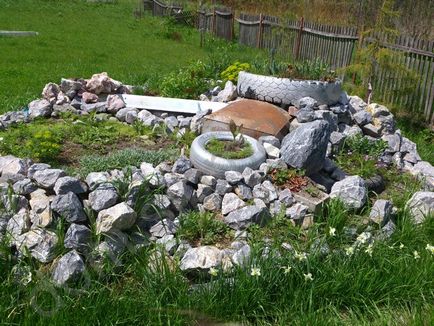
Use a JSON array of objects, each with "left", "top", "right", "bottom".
[
  {"left": 237, "top": 71, "right": 342, "bottom": 106},
  {"left": 190, "top": 132, "right": 266, "bottom": 178}
]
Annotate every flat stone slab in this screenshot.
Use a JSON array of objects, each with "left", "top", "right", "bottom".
[
  {"left": 292, "top": 189, "right": 329, "bottom": 215},
  {"left": 120, "top": 95, "right": 227, "bottom": 115},
  {"left": 0, "top": 30, "right": 39, "bottom": 37},
  {"left": 202, "top": 99, "right": 291, "bottom": 140}
]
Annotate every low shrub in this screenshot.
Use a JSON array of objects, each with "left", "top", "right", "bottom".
[
  {"left": 220, "top": 61, "right": 250, "bottom": 83},
  {"left": 76, "top": 147, "right": 178, "bottom": 177}
]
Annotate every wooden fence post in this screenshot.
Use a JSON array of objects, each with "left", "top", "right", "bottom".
[
  {"left": 231, "top": 8, "right": 235, "bottom": 41},
  {"left": 212, "top": 7, "right": 216, "bottom": 36},
  {"left": 295, "top": 17, "right": 304, "bottom": 60},
  {"left": 257, "top": 13, "right": 264, "bottom": 48}
]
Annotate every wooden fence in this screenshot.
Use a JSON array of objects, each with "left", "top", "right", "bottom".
[{"left": 143, "top": 0, "right": 434, "bottom": 124}]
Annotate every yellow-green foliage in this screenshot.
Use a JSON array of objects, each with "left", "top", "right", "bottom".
[{"left": 220, "top": 61, "right": 250, "bottom": 83}]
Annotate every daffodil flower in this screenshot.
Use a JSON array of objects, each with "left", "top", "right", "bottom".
[
  {"left": 208, "top": 267, "right": 218, "bottom": 277},
  {"left": 329, "top": 227, "right": 336, "bottom": 237},
  {"left": 399, "top": 243, "right": 405, "bottom": 249},
  {"left": 250, "top": 267, "right": 261, "bottom": 277},
  {"left": 283, "top": 266, "right": 292, "bottom": 274},
  {"left": 304, "top": 273, "right": 314, "bottom": 281},
  {"left": 426, "top": 244, "right": 434, "bottom": 255},
  {"left": 365, "top": 244, "right": 373, "bottom": 257},
  {"left": 413, "top": 251, "right": 420, "bottom": 259},
  {"left": 294, "top": 252, "right": 307, "bottom": 261},
  {"left": 345, "top": 246, "right": 354, "bottom": 256}
]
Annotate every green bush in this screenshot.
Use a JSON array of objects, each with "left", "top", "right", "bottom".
[
  {"left": 160, "top": 60, "right": 212, "bottom": 99},
  {"left": 76, "top": 147, "right": 178, "bottom": 177},
  {"left": 220, "top": 61, "right": 250, "bottom": 83},
  {"left": 177, "top": 211, "right": 231, "bottom": 245}
]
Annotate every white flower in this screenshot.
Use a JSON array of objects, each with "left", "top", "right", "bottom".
[
  {"left": 345, "top": 246, "right": 355, "bottom": 256},
  {"left": 426, "top": 244, "right": 434, "bottom": 255},
  {"left": 304, "top": 273, "right": 314, "bottom": 281},
  {"left": 294, "top": 252, "right": 307, "bottom": 261},
  {"left": 0, "top": 137, "right": 4, "bottom": 142},
  {"left": 208, "top": 267, "right": 218, "bottom": 277},
  {"left": 399, "top": 243, "right": 405, "bottom": 249},
  {"left": 250, "top": 267, "right": 261, "bottom": 277},
  {"left": 413, "top": 251, "right": 420, "bottom": 259},
  {"left": 365, "top": 244, "right": 374, "bottom": 257},
  {"left": 356, "top": 232, "right": 369, "bottom": 245},
  {"left": 329, "top": 227, "right": 336, "bottom": 237},
  {"left": 283, "top": 266, "right": 292, "bottom": 274}
]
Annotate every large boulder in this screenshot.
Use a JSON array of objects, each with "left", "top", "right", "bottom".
[
  {"left": 224, "top": 205, "right": 271, "bottom": 230},
  {"left": 52, "top": 250, "right": 85, "bottom": 285},
  {"left": 88, "top": 183, "right": 119, "bottom": 212},
  {"left": 0, "top": 155, "right": 28, "bottom": 176},
  {"left": 33, "top": 168, "right": 66, "bottom": 189},
  {"left": 53, "top": 176, "right": 87, "bottom": 195},
  {"left": 406, "top": 191, "right": 434, "bottom": 224},
  {"left": 51, "top": 192, "right": 87, "bottom": 223},
  {"left": 64, "top": 223, "right": 92, "bottom": 252},
  {"left": 96, "top": 202, "right": 137, "bottom": 234},
  {"left": 85, "top": 72, "right": 121, "bottom": 94},
  {"left": 280, "top": 120, "right": 330, "bottom": 175},
  {"left": 28, "top": 99, "right": 52, "bottom": 118},
  {"left": 16, "top": 228, "right": 58, "bottom": 263},
  {"left": 330, "top": 176, "right": 367, "bottom": 209}
]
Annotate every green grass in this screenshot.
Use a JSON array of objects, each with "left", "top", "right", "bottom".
[{"left": 206, "top": 138, "right": 254, "bottom": 159}]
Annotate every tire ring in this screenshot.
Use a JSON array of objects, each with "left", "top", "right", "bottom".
[{"left": 190, "top": 132, "right": 267, "bottom": 178}]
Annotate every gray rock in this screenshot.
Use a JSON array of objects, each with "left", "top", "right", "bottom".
[
  {"left": 200, "top": 176, "right": 217, "bottom": 189},
  {"left": 258, "top": 135, "right": 281, "bottom": 148},
  {"left": 270, "top": 200, "right": 285, "bottom": 216},
  {"left": 330, "top": 176, "right": 367, "bottom": 209},
  {"left": 278, "top": 188, "right": 294, "bottom": 206},
  {"left": 382, "top": 133, "right": 401, "bottom": 153},
  {"left": 196, "top": 184, "right": 214, "bottom": 203},
  {"left": 221, "top": 193, "right": 245, "bottom": 215},
  {"left": 86, "top": 72, "right": 121, "bottom": 94},
  {"left": 52, "top": 250, "right": 85, "bottom": 285},
  {"left": 27, "top": 163, "right": 50, "bottom": 179},
  {"left": 64, "top": 223, "right": 92, "bottom": 252},
  {"left": 297, "top": 97, "right": 318, "bottom": 110},
  {"left": 214, "top": 81, "right": 237, "bottom": 102},
  {"left": 232, "top": 244, "right": 251, "bottom": 266},
  {"left": 0, "top": 155, "right": 28, "bottom": 176},
  {"left": 96, "top": 202, "right": 137, "bottom": 234},
  {"left": 286, "top": 203, "right": 308, "bottom": 220},
  {"left": 340, "top": 124, "right": 363, "bottom": 138},
  {"left": 179, "top": 117, "right": 192, "bottom": 129},
  {"left": 167, "top": 181, "right": 193, "bottom": 212},
  {"left": 296, "top": 108, "right": 315, "bottom": 123},
  {"left": 361, "top": 123, "right": 381, "bottom": 138},
  {"left": 16, "top": 228, "right": 58, "bottom": 263},
  {"left": 156, "top": 234, "right": 178, "bottom": 254},
  {"left": 163, "top": 173, "right": 183, "bottom": 187},
  {"left": 262, "top": 180, "right": 278, "bottom": 201},
  {"left": 164, "top": 116, "right": 179, "bottom": 128},
  {"left": 352, "top": 110, "right": 372, "bottom": 126},
  {"left": 115, "top": 107, "right": 137, "bottom": 122},
  {"left": 60, "top": 78, "right": 82, "bottom": 99},
  {"left": 42, "top": 82, "right": 60, "bottom": 103},
  {"left": 172, "top": 156, "right": 192, "bottom": 174},
  {"left": 6, "top": 212, "right": 31, "bottom": 242},
  {"left": 280, "top": 120, "right": 330, "bottom": 175},
  {"left": 366, "top": 103, "right": 390, "bottom": 117},
  {"left": 106, "top": 94, "right": 125, "bottom": 114},
  {"left": 224, "top": 205, "right": 271, "bottom": 230},
  {"left": 88, "top": 183, "right": 119, "bottom": 212},
  {"left": 54, "top": 176, "right": 87, "bottom": 195},
  {"left": 51, "top": 192, "right": 87, "bottom": 223},
  {"left": 149, "top": 219, "right": 177, "bottom": 238},
  {"left": 348, "top": 96, "right": 367, "bottom": 113},
  {"left": 252, "top": 184, "right": 270, "bottom": 204},
  {"left": 310, "top": 239, "right": 330, "bottom": 256},
  {"left": 81, "top": 102, "right": 106, "bottom": 113},
  {"left": 180, "top": 246, "right": 223, "bottom": 272},
  {"left": 234, "top": 183, "right": 253, "bottom": 200},
  {"left": 184, "top": 169, "right": 203, "bottom": 185},
  {"left": 380, "top": 220, "right": 396, "bottom": 239},
  {"left": 215, "top": 179, "right": 232, "bottom": 195},
  {"left": 369, "top": 199, "right": 393, "bottom": 226},
  {"left": 412, "top": 161, "right": 434, "bottom": 179},
  {"left": 225, "top": 171, "right": 243, "bottom": 185},
  {"left": 374, "top": 114, "right": 395, "bottom": 134},
  {"left": 406, "top": 191, "right": 434, "bottom": 224},
  {"left": 28, "top": 99, "right": 52, "bottom": 118},
  {"left": 85, "top": 172, "right": 109, "bottom": 191},
  {"left": 125, "top": 110, "right": 138, "bottom": 124},
  {"left": 263, "top": 142, "right": 280, "bottom": 159},
  {"left": 33, "top": 169, "right": 66, "bottom": 189},
  {"left": 242, "top": 167, "right": 263, "bottom": 188},
  {"left": 315, "top": 110, "right": 338, "bottom": 132},
  {"left": 13, "top": 178, "right": 37, "bottom": 195},
  {"left": 203, "top": 193, "right": 222, "bottom": 211}
]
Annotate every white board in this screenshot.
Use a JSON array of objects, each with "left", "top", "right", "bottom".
[{"left": 121, "top": 95, "right": 228, "bottom": 115}]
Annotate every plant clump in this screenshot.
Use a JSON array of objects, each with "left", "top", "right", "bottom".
[{"left": 269, "top": 168, "right": 309, "bottom": 192}]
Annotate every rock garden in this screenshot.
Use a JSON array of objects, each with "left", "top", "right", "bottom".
[{"left": 0, "top": 70, "right": 433, "bottom": 323}]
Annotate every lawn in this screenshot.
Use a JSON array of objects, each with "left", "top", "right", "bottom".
[{"left": 0, "top": 1, "right": 433, "bottom": 325}]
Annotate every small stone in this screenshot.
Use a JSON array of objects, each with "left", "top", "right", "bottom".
[
  {"left": 149, "top": 219, "right": 177, "bottom": 238},
  {"left": 252, "top": 184, "right": 270, "bottom": 204},
  {"left": 225, "top": 171, "right": 243, "bottom": 185},
  {"left": 82, "top": 92, "right": 98, "bottom": 104},
  {"left": 286, "top": 203, "right": 308, "bottom": 221},
  {"left": 405, "top": 191, "right": 434, "bottom": 224},
  {"left": 172, "top": 156, "right": 192, "bottom": 174},
  {"left": 369, "top": 199, "right": 393, "bottom": 226},
  {"left": 27, "top": 163, "right": 50, "bottom": 179},
  {"left": 330, "top": 176, "right": 367, "bottom": 210},
  {"left": 180, "top": 246, "right": 223, "bottom": 272},
  {"left": 221, "top": 193, "right": 245, "bottom": 215},
  {"left": 224, "top": 205, "right": 271, "bottom": 230},
  {"left": 52, "top": 250, "right": 85, "bottom": 285},
  {"left": 348, "top": 96, "right": 367, "bottom": 112},
  {"left": 16, "top": 228, "right": 58, "bottom": 263},
  {"left": 28, "top": 99, "right": 52, "bottom": 118},
  {"left": 278, "top": 188, "right": 293, "bottom": 206},
  {"left": 242, "top": 167, "right": 262, "bottom": 188},
  {"left": 184, "top": 169, "right": 203, "bottom": 185},
  {"left": 258, "top": 136, "right": 280, "bottom": 148},
  {"left": 96, "top": 202, "right": 137, "bottom": 234},
  {"left": 234, "top": 183, "right": 253, "bottom": 200},
  {"left": 296, "top": 108, "right": 315, "bottom": 123},
  {"left": 167, "top": 181, "right": 193, "bottom": 212},
  {"left": 51, "top": 192, "right": 87, "bottom": 223},
  {"left": 88, "top": 183, "right": 119, "bottom": 212},
  {"left": 352, "top": 110, "right": 372, "bottom": 126},
  {"left": 115, "top": 107, "right": 137, "bottom": 122},
  {"left": 196, "top": 184, "right": 214, "bottom": 203},
  {"left": 60, "top": 78, "right": 82, "bottom": 99},
  {"left": 362, "top": 123, "right": 381, "bottom": 138},
  {"left": 64, "top": 224, "right": 92, "bottom": 252},
  {"left": 200, "top": 175, "right": 217, "bottom": 189},
  {"left": 215, "top": 179, "right": 232, "bottom": 195},
  {"left": 54, "top": 176, "right": 87, "bottom": 195},
  {"left": 232, "top": 244, "right": 251, "bottom": 266},
  {"left": 106, "top": 94, "right": 125, "bottom": 113},
  {"left": 203, "top": 193, "right": 222, "bottom": 211},
  {"left": 263, "top": 142, "right": 280, "bottom": 158},
  {"left": 6, "top": 212, "right": 31, "bottom": 242},
  {"left": 33, "top": 169, "right": 66, "bottom": 189},
  {"left": 13, "top": 178, "right": 37, "bottom": 195},
  {"left": 297, "top": 97, "right": 318, "bottom": 110},
  {"left": 156, "top": 234, "right": 178, "bottom": 255}
]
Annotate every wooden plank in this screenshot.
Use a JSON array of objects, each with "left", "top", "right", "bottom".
[{"left": 0, "top": 30, "right": 38, "bottom": 37}]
